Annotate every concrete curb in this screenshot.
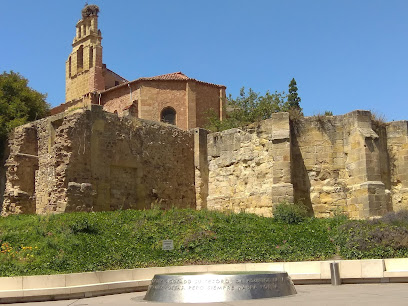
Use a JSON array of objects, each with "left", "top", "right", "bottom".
[{"left": 1, "top": 258, "right": 408, "bottom": 303}]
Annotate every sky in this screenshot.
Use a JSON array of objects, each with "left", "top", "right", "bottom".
[{"left": 1, "top": 0, "right": 407, "bottom": 121}]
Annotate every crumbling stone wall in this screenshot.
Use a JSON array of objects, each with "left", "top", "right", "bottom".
[
  {"left": 203, "top": 110, "right": 401, "bottom": 219},
  {"left": 292, "top": 111, "right": 390, "bottom": 218},
  {"left": 386, "top": 121, "right": 408, "bottom": 212},
  {"left": 2, "top": 108, "right": 408, "bottom": 219},
  {"left": 2, "top": 125, "right": 39, "bottom": 214},
  {"left": 1, "top": 106, "right": 195, "bottom": 215},
  {"left": 204, "top": 113, "right": 292, "bottom": 217}
]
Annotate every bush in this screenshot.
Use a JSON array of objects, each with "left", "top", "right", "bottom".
[
  {"left": 379, "top": 210, "right": 408, "bottom": 226},
  {"left": 205, "top": 87, "right": 290, "bottom": 132},
  {"left": 273, "top": 202, "right": 308, "bottom": 224},
  {"left": 335, "top": 220, "right": 408, "bottom": 259}
]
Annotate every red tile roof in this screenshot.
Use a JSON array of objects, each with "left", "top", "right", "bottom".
[
  {"left": 101, "top": 71, "right": 226, "bottom": 94},
  {"left": 139, "top": 71, "right": 190, "bottom": 81}
]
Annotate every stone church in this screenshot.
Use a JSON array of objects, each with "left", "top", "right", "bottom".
[
  {"left": 52, "top": 5, "right": 226, "bottom": 131},
  {"left": 2, "top": 5, "right": 408, "bottom": 219}
]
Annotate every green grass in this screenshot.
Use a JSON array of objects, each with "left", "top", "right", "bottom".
[{"left": 0, "top": 208, "right": 408, "bottom": 277}]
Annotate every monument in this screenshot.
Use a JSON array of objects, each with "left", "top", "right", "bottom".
[{"left": 144, "top": 271, "right": 296, "bottom": 303}]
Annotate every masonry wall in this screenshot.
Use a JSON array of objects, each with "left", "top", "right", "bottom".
[
  {"left": 1, "top": 106, "right": 196, "bottom": 215},
  {"left": 65, "top": 44, "right": 104, "bottom": 102},
  {"left": 102, "top": 85, "right": 138, "bottom": 115},
  {"left": 195, "top": 84, "right": 223, "bottom": 128},
  {"left": 387, "top": 121, "right": 408, "bottom": 212},
  {"left": 103, "top": 68, "right": 127, "bottom": 90},
  {"left": 3, "top": 109, "right": 408, "bottom": 218},
  {"left": 291, "top": 111, "right": 390, "bottom": 218},
  {"left": 139, "top": 81, "right": 188, "bottom": 129},
  {"left": 204, "top": 113, "right": 292, "bottom": 217},
  {"left": 202, "top": 110, "right": 404, "bottom": 219},
  {"left": 101, "top": 81, "right": 189, "bottom": 129}
]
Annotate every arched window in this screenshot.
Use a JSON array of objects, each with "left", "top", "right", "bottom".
[
  {"left": 161, "top": 107, "right": 176, "bottom": 125},
  {"left": 77, "top": 45, "right": 83, "bottom": 72},
  {"left": 89, "top": 46, "right": 93, "bottom": 68}
]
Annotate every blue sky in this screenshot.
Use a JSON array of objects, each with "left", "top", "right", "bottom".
[{"left": 1, "top": 0, "right": 407, "bottom": 121}]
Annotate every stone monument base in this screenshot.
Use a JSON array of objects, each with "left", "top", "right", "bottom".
[{"left": 144, "top": 271, "right": 296, "bottom": 303}]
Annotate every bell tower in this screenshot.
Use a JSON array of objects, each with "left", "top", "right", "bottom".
[{"left": 65, "top": 4, "right": 104, "bottom": 102}]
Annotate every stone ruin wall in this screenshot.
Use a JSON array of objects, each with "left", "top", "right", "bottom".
[
  {"left": 291, "top": 111, "right": 391, "bottom": 218},
  {"left": 1, "top": 106, "right": 196, "bottom": 215},
  {"left": 201, "top": 113, "right": 292, "bottom": 217},
  {"left": 199, "top": 111, "right": 408, "bottom": 218},
  {"left": 387, "top": 121, "right": 408, "bottom": 212},
  {"left": 2, "top": 108, "right": 408, "bottom": 219}
]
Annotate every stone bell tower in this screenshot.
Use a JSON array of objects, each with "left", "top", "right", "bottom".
[{"left": 65, "top": 4, "right": 104, "bottom": 103}]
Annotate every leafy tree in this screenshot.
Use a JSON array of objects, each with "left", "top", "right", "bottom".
[
  {"left": 287, "top": 78, "right": 301, "bottom": 110},
  {"left": 206, "top": 87, "right": 289, "bottom": 132},
  {"left": 0, "top": 71, "right": 49, "bottom": 157}
]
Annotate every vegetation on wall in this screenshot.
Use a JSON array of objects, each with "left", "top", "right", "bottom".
[
  {"left": 0, "top": 71, "right": 50, "bottom": 158},
  {"left": 1, "top": 207, "right": 408, "bottom": 277},
  {"left": 287, "top": 78, "right": 301, "bottom": 110},
  {"left": 206, "top": 78, "right": 302, "bottom": 132}
]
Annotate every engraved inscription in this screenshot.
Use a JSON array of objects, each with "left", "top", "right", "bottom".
[
  {"left": 150, "top": 276, "right": 284, "bottom": 291},
  {"left": 144, "top": 273, "right": 297, "bottom": 302}
]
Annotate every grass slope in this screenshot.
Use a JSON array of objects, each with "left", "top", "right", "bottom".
[{"left": 0, "top": 208, "right": 408, "bottom": 277}]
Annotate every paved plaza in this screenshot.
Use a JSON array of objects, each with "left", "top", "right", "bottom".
[{"left": 10, "top": 283, "right": 408, "bottom": 306}]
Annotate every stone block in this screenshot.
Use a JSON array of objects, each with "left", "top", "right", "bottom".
[
  {"left": 245, "top": 262, "right": 285, "bottom": 272},
  {"left": 0, "top": 289, "right": 23, "bottom": 298},
  {"left": 361, "top": 259, "right": 384, "bottom": 278},
  {"left": 23, "top": 287, "right": 70, "bottom": 297},
  {"left": 320, "top": 261, "right": 332, "bottom": 279},
  {"left": 283, "top": 261, "right": 321, "bottom": 275},
  {"left": 271, "top": 130, "right": 289, "bottom": 141},
  {"left": 65, "top": 272, "right": 99, "bottom": 286},
  {"left": 165, "top": 265, "right": 209, "bottom": 274},
  {"left": 384, "top": 258, "right": 408, "bottom": 272},
  {"left": 96, "top": 269, "right": 133, "bottom": 283},
  {"left": 132, "top": 267, "right": 168, "bottom": 280},
  {"left": 69, "top": 283, "right": 109, "bottom": 294},
  {"left": 206, "top": 264, "right": 247, "bottom": 272},
  {"left": 339, "top": 260, "right": 362, "bottom": 278},
  {"left": 22, "top": 274, "right": 66, "bottom": 290},
  {"left": 0, "top": 276, "right": 23, "bottom": 291}
]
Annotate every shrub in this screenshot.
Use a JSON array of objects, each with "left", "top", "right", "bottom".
[
  {"left": 379, "top": 210, "right": 408, "bottom": 226},
  {"left": 370, "top": 110, "right": 387, "bottom": 127},
  {"left": 272, "top": 202, "right": 308, "bottom": 224},
  {"left": 336, "top": 220, "right": 408, "bottom": 259},
  {"left": 205, "top": 87, "right": 290, "bottom": 132}
]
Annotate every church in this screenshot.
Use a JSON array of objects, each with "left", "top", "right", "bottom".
[
  {"left": 2, "top": 5, "right": 408, "bottom": 219},
  {"left": 51, "top": 4, "right": 226, "bottom": 130}
]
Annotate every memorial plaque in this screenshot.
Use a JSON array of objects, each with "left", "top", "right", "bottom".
[
  {"left": 144, "top": 271, "right": 296, "bottom": 303},
  {"left": 162, "top": 240, "right": 174, "bottom": 251}
]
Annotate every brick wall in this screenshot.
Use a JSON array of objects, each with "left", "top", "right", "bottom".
[{"left": 195, "top": 83, "right": 223, "bottom": 128}]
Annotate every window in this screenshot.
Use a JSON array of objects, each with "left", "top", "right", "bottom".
[
  {"left": 89, "top": 47, "right": 93, "bottom": 68},
  {"left": 114, "top": 81, "right": 119, "bottom": 86},
  {"left": 77, "top": 45, "right": 83, "bottom": 72},
  {"left": 161, "top": 107, "right": 176, "bottom": 125}
]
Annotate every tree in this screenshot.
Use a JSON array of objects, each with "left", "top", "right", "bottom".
[
  {"left": 287, "top": 78, "right": 301, "bottom": 110},
  {"left": 0, "top": 71, "right": 50, "bottom": 157},
  {"left": 205, "top": 87, "right": 289, "bottom": 132}
]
